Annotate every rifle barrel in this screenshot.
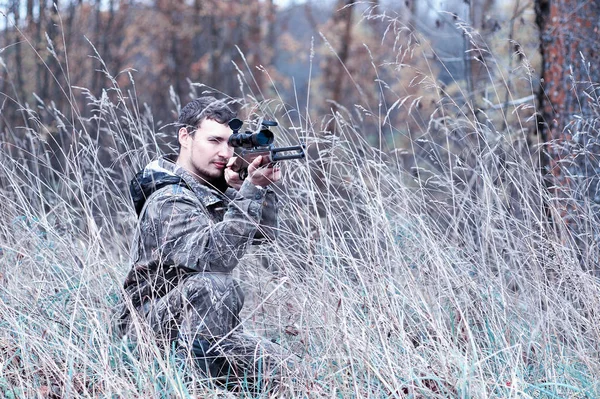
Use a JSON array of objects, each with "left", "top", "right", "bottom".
[{"left": 271, "top": 144, "right": 305, "bottom": 161}]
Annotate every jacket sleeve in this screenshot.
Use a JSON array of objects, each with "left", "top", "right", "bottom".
[
  {"left": 253, "top": 187, "right": 279, "bottom": 242},
  {"left": 146, "top": 181, "right": 269, "bottom": 273}
]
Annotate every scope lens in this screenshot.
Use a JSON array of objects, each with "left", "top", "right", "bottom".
[
  {"left": 255, "top": 130, "right": 274, "bottom": 146},
  {"left": 228, "top": 118, "right": 243, "bottom": 131}
]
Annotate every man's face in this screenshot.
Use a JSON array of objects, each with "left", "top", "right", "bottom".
[{"left": 179, "top": 118, "right": 234, "bottom": 185}]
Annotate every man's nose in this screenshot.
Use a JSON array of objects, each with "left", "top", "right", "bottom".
[{"left": 218, "top": 143, "right": 233, "bottom": 158}]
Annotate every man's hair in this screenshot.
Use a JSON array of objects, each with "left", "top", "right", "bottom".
[{"left": 176, "top": 96, "right": 236, "bottom": 149}]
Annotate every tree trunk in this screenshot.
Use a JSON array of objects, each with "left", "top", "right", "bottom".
[
  {"left": 465, "top": 0, "right": 495, "bottom": 110},
  {"left": 323, "top": 0, "right": 356, "bottom": 134},
  {"left": 26, "top": 0, "right": 34, "bottom": 27},
  {"left": 250, "top": 1, "right": 263, "bottom": 90},
  {"left": 535, "top": 0, "right": 600, "bottom": 262},
  {"left": 171, "top": 0, "right": 187, "bottom": 99},
  {"left": 12, "top": 0, "right": 26, "bottom": 105},
  {"left": 101, "top": 0, "right": 115, "bottom": 74},
  {"left": 36, "top": 0, "right": 46, "bottom": 99},
  {"left": 48, "top": 0, "right": 61, "bottom": 105},
  {"left": 91, "top": 0, "right": 102, "bottom": 97}
]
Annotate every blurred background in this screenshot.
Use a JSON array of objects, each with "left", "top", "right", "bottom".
[
  {"left": 4, "top": 0, "right": 600, "bottom": 260},
  {"left": 5, "top": 0, "right": 599, "bottom": 251},
  {"left": 0, "top": 0, "right": 541, "bottom": 141}
]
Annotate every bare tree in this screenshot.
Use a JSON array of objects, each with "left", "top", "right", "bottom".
[
  {"left": 465, "top": 0, "right": 495, "bottom": 107},
  {"left": 322, "top": 0, "right": 356, "bottom": 134},
  {"left": 26, "top": 0, "right": 34, "bottom": 26},
  {"left": 535, "top": 0, "right": 600, "bottom": 263},
  {"left": 11, "top": 0, "right": 26, "bottom": 104}
]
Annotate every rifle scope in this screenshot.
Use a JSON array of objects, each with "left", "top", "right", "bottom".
[{"left": 228, "top": 118, "right": 275, "bottom": 148}]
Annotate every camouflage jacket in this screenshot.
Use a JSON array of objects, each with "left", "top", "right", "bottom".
[{"left": 120, "top": 154, "right": 278, "bottom": 337}]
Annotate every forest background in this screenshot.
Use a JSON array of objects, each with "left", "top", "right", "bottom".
[{"left": 1, "top": 0, "right": 600, "bottom": 397}]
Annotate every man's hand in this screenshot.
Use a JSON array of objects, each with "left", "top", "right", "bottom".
[
  {"left": 225, "top": 155, "right": 281, "bottom": 189},
  {"left": 248, "top": 155, "right": 281, "bottom": 188},
  {"left": 225, "top": 157, "right": 244, "bottom": 190}
]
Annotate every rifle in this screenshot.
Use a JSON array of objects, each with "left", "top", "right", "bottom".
[{"left": 227, "top": 118, "right": 305, "bottom": 180}]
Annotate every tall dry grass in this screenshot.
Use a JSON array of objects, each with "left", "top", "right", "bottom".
[{"left": 1, "top": 7, "right": 600, "bottom": 399}]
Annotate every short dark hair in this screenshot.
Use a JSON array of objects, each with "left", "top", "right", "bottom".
[{"left": 176, "top": 96, "right": 236, "bottom": 149}]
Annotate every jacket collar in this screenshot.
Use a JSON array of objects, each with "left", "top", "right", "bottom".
[{"left": 159, "top": 154, "right": 232, "bottom": 208}]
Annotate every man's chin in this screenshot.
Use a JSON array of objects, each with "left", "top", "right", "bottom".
[
  {"left": 209, "top": 170, "right": 226, "bottom": 181},
  {"left": 198, "top": 166, "right": 224, "bottom": 180},
  {"left": 206, "top": 172, "right": 228, "bottom": 191},
  {"left": 191, "top": 167, "right": 226, "bottom": 188}
]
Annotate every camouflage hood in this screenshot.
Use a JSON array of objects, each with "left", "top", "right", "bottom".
[{"left": 130, "top": 155, "right": 189, "bottom": 216}]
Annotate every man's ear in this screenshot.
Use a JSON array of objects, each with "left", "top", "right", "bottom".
[{"left": 178, "top": 127, "right": 190, "bottom": 150}]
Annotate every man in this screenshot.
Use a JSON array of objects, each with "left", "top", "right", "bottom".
[{"left": 119, "top": 96, "right": 292, "bottom": 392}]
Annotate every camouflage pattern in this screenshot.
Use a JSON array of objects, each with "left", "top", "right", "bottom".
[{"left": 119, "top": 154, "right": 293, "bottom": 388}]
